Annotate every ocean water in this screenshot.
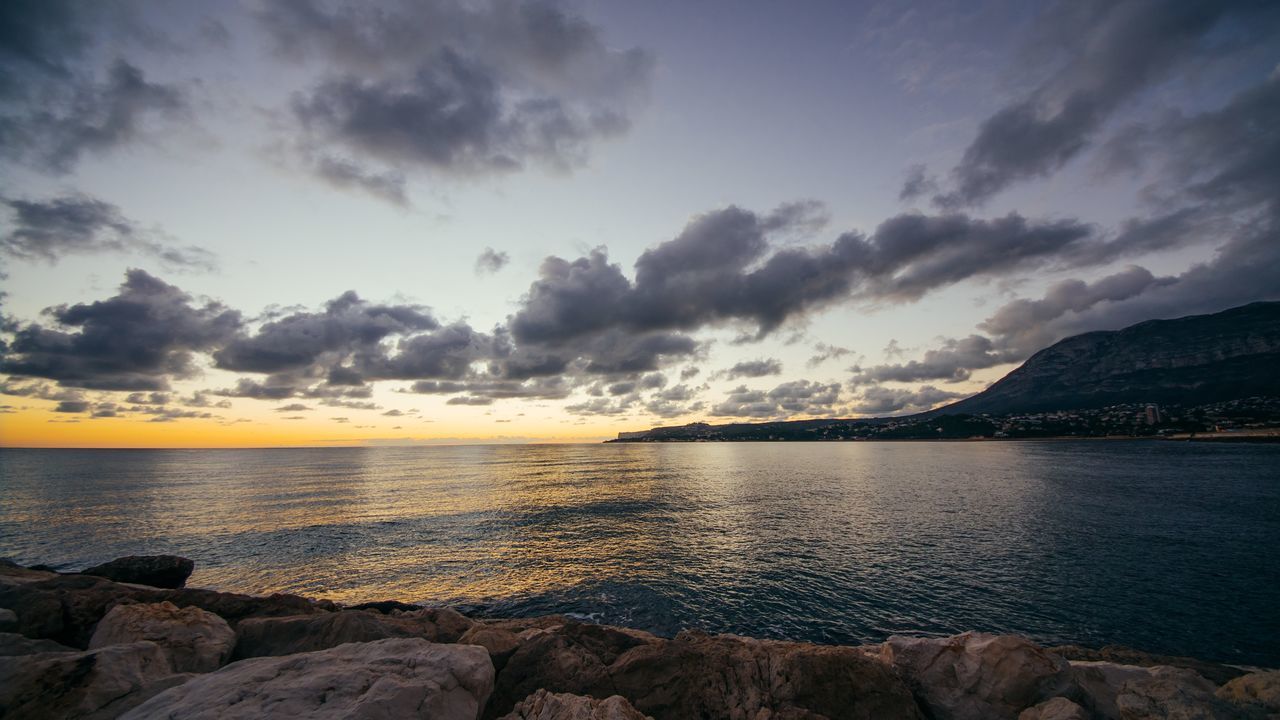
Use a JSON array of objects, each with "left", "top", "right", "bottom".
[{"left": 1, "top": 441, "right": 1277, "bottom": 666}]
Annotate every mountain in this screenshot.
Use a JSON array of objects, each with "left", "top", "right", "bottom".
[
  {"left": 934, "top": 301, "right": 1280, "bottom": 416},
  {"left": 609, "top": 302, "right": 1280, "bottom": 442}
]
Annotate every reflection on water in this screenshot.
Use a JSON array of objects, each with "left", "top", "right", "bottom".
[{"left": 1, "top": 441, "right": 1278, "bottom": 665}]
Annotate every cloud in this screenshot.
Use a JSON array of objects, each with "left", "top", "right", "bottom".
[
  {"left": 214, "top": 290, "right": 439, "bottom": 389},
  {"left": 807, "top": 343, "right": 852, "bottom": 368},
  {"left": 475, "top": 247, "right": 509, "bottom": 274},
  {"left": 1, "top": 195, "right": 216, "bottom": 270},
  {"left": 0, "top": 269, "right": 242, "bottom": 390},
  {"left": 929, "top": 0, "right": 1280, "bottom": 207},
  {"left": 710, "top": 379, "right": 841, "bottom": 419},
  {"left": 849, "top": 335, "right": 1019, "bottom": 386},
  {"left": 969, "top": 71, "right": 1280, "bottom": 353},
  {"left": 0, "top": 6, "right": 189, "bottom": 175},
  {"left": 259, "top": 0, "right": 652, "bottom": 197},
  {"left": 715, "top": 358, "right": 783, "bottom": 380},
  {"left": 852, "top": 385, "right": 963, "bottom": 415},
  {"left": 274, "top": 403, "right": 311, "bottom": 412}
]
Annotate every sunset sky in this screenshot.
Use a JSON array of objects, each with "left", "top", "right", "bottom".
[{"left": 2, "top": 0, "right": 1278, "bottom": 446}]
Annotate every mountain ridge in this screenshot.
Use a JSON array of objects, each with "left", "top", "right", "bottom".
[{"left": 609, "top": 301, "right": 1280, "bottom": 441}]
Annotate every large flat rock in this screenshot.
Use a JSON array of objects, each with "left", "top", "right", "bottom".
[{"left": 122, "top": 637, "right": 495, "bottom": 720}]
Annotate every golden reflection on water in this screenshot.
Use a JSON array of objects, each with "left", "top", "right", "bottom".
[{"left": 4, "top": 442, "right": 1280, "bottom": 666}]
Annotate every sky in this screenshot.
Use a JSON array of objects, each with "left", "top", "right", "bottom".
[{"left": 1, "top": 0, "right": 1278, "bottom": 447}]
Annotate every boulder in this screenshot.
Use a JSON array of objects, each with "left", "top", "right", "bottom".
[
  {"left": 610, "top": 629, "right": 924, "bottom": 720},
  {"left": 1050, "top": 644, "right": 1247, "bottom": 686},
  {"left": 879, "top": 632, "right": 1075, "bottom": 720},
  {"left": 460, "top": 625, "right": 525, "bottom": 671},
  {"left": 1216, "top": 670, "right": 1280, "bottom": 714},
  {"left": 486, "top": 622, "right": 923, "bottom": 720},
  {"left": 121, "top": 637, "right": 495, "bottom": 720},
  {"left": 162, "top": 586, "right": 324, "bottom": 627},
  {"left": 82, "top": 555, "right": 195, "bottom": 589},
  {"left": 1069, "top": 661, "right": 1161, "bottom": 719},
  {"left": 0, "top": 631, "right": 78, "bottom": 656},
  {"left": 0, "top": 640, "right": 190, "bottom": 719},
  {"left": 90, "top": 601, "right": 235, "bottom": 673},
  {"left": 397, "top": 606, "right": 476, "bottom": 643},
  {"left": 233, "top": 608, "right": 471, "bottom": 659},
  {"left": 500, "top": 689, "right": 652, "bottom": 720},
  {"left": 0, "top": 607, "right": 16, "bottom": 632},
  {"left": 1070, "top": 661, "right": 1249, "bottom": 720},
  {"left": 1113, "top": 665, "right": 1241, "bottom": 719},
  {"left": 1018, "top": 697, "right": 1090, "bottom": 720}
]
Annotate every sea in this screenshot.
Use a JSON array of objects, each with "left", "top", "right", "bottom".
[{"left": 1, "top": 441, "right": 1277, "bottom": 666}]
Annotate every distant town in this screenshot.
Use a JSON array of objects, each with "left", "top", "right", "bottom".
[{"left": 609, "top": 396, "right": 1280, "bottom": 443}]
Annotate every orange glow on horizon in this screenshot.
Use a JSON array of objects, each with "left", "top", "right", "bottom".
[{"left": 0, "top": 407, "right": 611, "bottom": 448}]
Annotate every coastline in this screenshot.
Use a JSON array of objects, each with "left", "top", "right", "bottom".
[{"left": 2, "top": 556, "right": 1277, "bottom": 719}]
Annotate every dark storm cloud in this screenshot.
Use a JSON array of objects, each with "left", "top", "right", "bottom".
[
  {"left": 510, "top": 205, "right": 1099, "bottom": 353},
  {"left": 849, "top": 335, "right": 1019, "bottom": 387},
  {"left": 710, "top": 380, "right": 841, "bottom": 419},
  {"left": 1, "top": 195, "right": 216, "bottom": 270},
  {"left": 716, "top": 358, "right": 783, "bottom": 380},
  {"left": 0, "top": 2, "right": 188, "bottom": 175},
  {"left": 259, "top": 0, "right": 651, "bottom": 197},
  {"left": 214, "top": 290, "right": 437, "bottom": 375},
  {"left": 978, "top": 266, "right": 1173, "bottom": 354},
  {"left": 852, "top": 385, "right": 962, "bottom": 415},
  {"left": 0, "top": 269, "right": 241, "bottom": 390},
  {"left": 475, "top": 247, "right": 510, "bottom": 275},
  {"left": 930, "top": 0, "right": 1280, "bottom": 208},
  {"left": 965, "top": 70, "right": 1280, "bottom": 358},
  {"left": 52, "top": 400, "right": 88, "bottom": 413}
]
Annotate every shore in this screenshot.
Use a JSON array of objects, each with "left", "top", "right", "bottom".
[{"left": 1, "top": 555, "right": 1276, "bottom": 720}]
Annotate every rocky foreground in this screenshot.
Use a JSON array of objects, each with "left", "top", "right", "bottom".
[{"left": 1, "top": 556, "right": 1276, "bottom": 720}]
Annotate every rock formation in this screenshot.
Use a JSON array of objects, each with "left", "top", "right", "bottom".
[
  {"left": 89, "top": 602, "right": 236, "bottom": 673},
  {"left": 2, "top": 558, "right": 1277, "bottom": 720},
  {"left": 81, "top": 555, "right": 195, "bottom": 589},
  {"left": 121, "top": 638, "right": 494, "bottom": 720},
  {"left": 500, "top": 689, "right": 652, "bottom": 720}
]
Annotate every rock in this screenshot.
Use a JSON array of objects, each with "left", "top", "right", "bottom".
[
  {"left": 0, "top": 631, "right": 78, "bottom": 656},
  {"left": 0, "top": 640, "right": 190, "bottom": 719},
  {"left": 233, "top": 608, "right": 469, "bottom": 659},
  {"left": 0, "top": 569, "right": 328, "bottom": 648},
  {"left": 879, "top": 632, "right": 1075, "bottom": 720},
  {"left": 397, "top": 606, "right": 476, "bottom": 643},
  {"left": 615, "top": 629, "right": 924, "bottom": 720},
  {"left": 0, "top": 607, "right": 16, "bottom": 632},
  {"left": 487, "top": 621, "right": 658, "bottom": 717},
  {"left": 1050, "top": 644, "right": 1247, "bottom": 686},
  {"left": 122, "top": 637, "right": 495, "bottom": 720},
  {"left": 347, "top": 599, "right": 422, "bottom": 614},
  {"left": 1070, "top": 661, "right": 1250, "bottom": 720},
  {"left": 1018, "top": 697, "right": 1090, "bottom": 720},
  {"left": 460, "top": 625, "right": 525, "bottom": 671},
  {"left": 90, "top": 601, "right": 235, "bottom": 673},
  {"left": 82, "top": 555, "right": 195, "bottom": 589},
  {"left": 487, "top": 622, "right": 923, "bottom": 720},
  {"left": 1070, "top": 661, "right": 1161, "bottom": 719},
  {"left": 1217, "top": 670, "right": 1280, "bottom": 713},
  {"left": 163, "top": 587, "right": 325, "bottom": 627},
  {"left": 1113, "top": 665, "right": 1241, "bottom": 719},
  {"left": 500, "top": 689, "right": 652, "bottom": 720}
]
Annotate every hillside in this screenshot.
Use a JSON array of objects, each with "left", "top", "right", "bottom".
[
  {"left": 610, "top": 302, "right": 1280, "bottom": 441},
  {"left": 936, "top": 301, "right": 1280, "bottom": 416}
]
